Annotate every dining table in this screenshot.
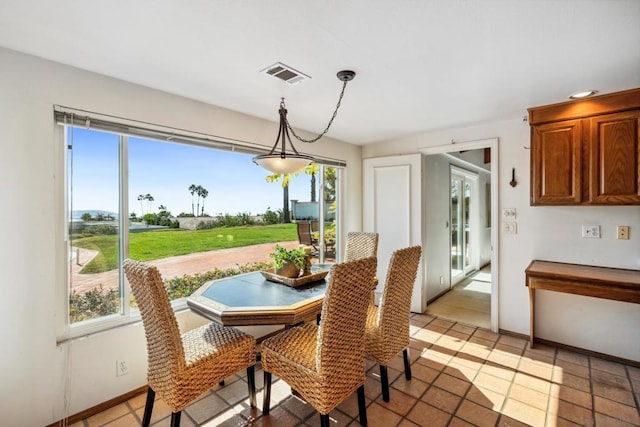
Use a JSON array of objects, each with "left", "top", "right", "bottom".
[{"left": 186, "top": 265, "right": 332, "bottom": 327}]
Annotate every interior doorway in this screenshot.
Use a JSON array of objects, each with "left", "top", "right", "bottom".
[{"left": 420, "top": 139, "right": 498, "bottom": 331}]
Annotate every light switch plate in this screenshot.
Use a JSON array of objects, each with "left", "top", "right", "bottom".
[{"left": 582, "top": 225, "right": 600, "bottom": 238}]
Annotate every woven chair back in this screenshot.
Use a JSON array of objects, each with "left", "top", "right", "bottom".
[
  {"left": 316, "top": 256, "right": 377, "bottom": 377},
  {"left": 124, "top": 259, "right": 185, "bottom": 381},
  {"left": 344, "top": 232, "right": 379, "bottom": 262},
  {"left": 377, "top": 246, "right": 422, "bottom": 345}
]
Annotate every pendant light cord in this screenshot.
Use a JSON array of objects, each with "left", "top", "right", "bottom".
[{"left": 283, "top": 79, "right": 349, "bottom": 144}]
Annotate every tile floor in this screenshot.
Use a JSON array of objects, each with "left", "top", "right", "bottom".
[
  {"left": 427, "top": 267, "right": 492, "bottom": 329},
  {"left": 70, "top": 314, "right": 640, "bottom": 427}
]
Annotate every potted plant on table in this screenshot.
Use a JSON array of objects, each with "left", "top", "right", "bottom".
[{"left": 270, "top": 244, "right": 307, "bottom": 278}]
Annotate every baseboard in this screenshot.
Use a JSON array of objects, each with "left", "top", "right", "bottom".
[
  {"left": 498, "top": 328, "right": 640, "bottom": 368},
  {"left": 46, "top": 385, "right": 148, "bottom": 427}
]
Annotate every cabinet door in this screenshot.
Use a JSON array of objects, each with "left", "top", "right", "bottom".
[
  {"left": 531, "top": 120, "right": 582, "bottom": 205},
  {"left": 588, "top": 111, "right": 640, "bottom": 204}
]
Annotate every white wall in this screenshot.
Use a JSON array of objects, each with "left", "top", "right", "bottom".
[
  {"left": 363, "top": 117, "right": 640, "bottom": 362},
  {"left": 0, "top": 47, "right": 362, "bottom": 426}
]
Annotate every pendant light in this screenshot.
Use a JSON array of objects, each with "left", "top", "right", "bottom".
[{"left": 253, "top": 70, "right": 355, "bottom": 174}]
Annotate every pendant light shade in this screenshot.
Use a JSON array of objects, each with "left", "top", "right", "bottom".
[{"left": 253, "top": 70, "right": 355, "bottom": 174}]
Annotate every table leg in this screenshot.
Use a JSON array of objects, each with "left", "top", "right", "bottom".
[{"left": 528, "top": 286, "right": 535, "bottom": 348}]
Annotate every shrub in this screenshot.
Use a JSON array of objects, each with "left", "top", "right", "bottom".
[
  {"left": 84, "top": 224, "right": 117, "bottom": 236},
  {"left": 262, "top": 207, "right": 282, "bottom": 225},
  {"left": 69, "top": 285, "right": 119, "bottom": 323},
  {"left": 69, "top": 261, "right": 272, "bottom": 322}
]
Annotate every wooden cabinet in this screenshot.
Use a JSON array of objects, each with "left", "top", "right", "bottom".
[{"left": 529, "top": 88, "right": 640, "bottom": 205}]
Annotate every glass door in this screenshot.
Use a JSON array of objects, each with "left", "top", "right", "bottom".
[{"left": 450, "top": 167, "right": 478, "bottom": 285}]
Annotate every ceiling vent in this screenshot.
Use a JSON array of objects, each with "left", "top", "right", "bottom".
[{"left": 261, "top": 62, "right": 310, "bottom": 85}]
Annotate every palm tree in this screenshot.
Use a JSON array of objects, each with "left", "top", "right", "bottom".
[
  {"left": 265, "top": 173, "right": 292, "bottom": 223},
  {"left": 195, "top": 185, "right": 204, "bottom": 217},
  {"left": 137, "top": 194, "right": 146, "bottom": 215},
  {"left": 300, "top": 164, "right": 319, "bottom": 202},
  {"left": 188, "top": 184, "right": 197, "bottom": 216},
  {"left": 200, "top": 188, "right": 209, "bottom": 216},
  {"left": 145, "top": 194, "right": 154, "bottom": 213}
]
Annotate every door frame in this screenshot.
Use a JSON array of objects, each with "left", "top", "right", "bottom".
[{"left": 420, "top": 138, "right": 499, "bottom": 332}]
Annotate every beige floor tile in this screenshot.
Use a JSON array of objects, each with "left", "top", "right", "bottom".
[
  {"left": 508, "top": 383, "right": 549, "bottom": 411},
  {"left": 550, "top": 384, "right": 593, "bottom": 410},
  {"left": 488, "top": 349, "right": 521, "bottom": 370},
  {"left": 449, "top": 416, "right": 476, "bottom": 427},
  {"left": 473, "top": 371, "right": 512, "bottom": 395},
  {"left": 364, "top": 402, "right": 403, "bottom": 427},
  {"left": 376, "top": 389, "right": 417, "bottom": 417},
  {"left": 420, "top": 386, "right": 462, "bottom": 414},
  {"left": 184, "top": 392, "right": 232, "bottom": 425},
  {"left": 552, "top": 370, "right": 591, "bottom": 393},
  {"left": 410, "top": 362, "right": 440, "bottom": 384},
  {"left": 592, "top": 381, "right": 636, "bottom": 407},
  {"left": 465, "top": 385, "right": 506, "bottom": 410},
  {"left": 554, "top": 359, "right": 590, "bottom": 379},
  {"left": 72, "top": 314, "right": 640, "bottom": 427},
  {"left": 481, "top": 361, "right": 517, "bottom": 382},
  {"left": 432, "top": 373, "right": 472, "bottom": 397},
  {"left": 398, "top": 419, "right": 420, "bottom": 427},
  {"left": 455, "top": 399, "right": 500, "bottom": 427},
  {"left": 406, "top": 401, "right": 452, "bottom": 427},
  {"left": 86, "top": 403, "right": 131, "bottom": 426},
  {"left": 593, "top": 396, "right": 640, "bottom": 425},
  {"left": 556, "top": 349, "right": 589, "bottom": 367},
  {"left": 254, "top": 406, "right": 304, "bottom": 427},
  {"left": 513, "top": 372, "right": 552, "bottom": 394},
  {"left": 281, "top": 395, "right": 316, "bottom": 420},
  {"left": 548, "top": 399, "right": 594, "bottom": 426},
  {"left": 498, "top": 414, "right": 533, "bottom": 427},
  {"left": 502, "top": 398, "right": 547, "bottom": 427},
  {"left": 591, "top": 358, "right": 628, "bottom": 377},
  {"left": 594, "top": 411, "right": 640, "bottom": 427},
  {"left": 102, "top": 413, "right": 141, "bottom": 427},
  {"left": 518, "top": 358, "right": 554, "bottom": 381}
]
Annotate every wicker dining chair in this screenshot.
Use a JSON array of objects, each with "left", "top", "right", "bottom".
[
  {"left": 365, "top": 245, "right": 422, "bottom": 402},
  {"left": 344, "top": 232, "right": 379, "bottom": 261},
  {"left": 261, "top": 256, "right": 377, "bottom": 427},
  {"left": 123, "top": 259, "right": 257, "bottom": 427}
]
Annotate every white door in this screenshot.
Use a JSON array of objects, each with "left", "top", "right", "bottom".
[{"left": 363, "top": 154, "right": 424, "bottom": 313}]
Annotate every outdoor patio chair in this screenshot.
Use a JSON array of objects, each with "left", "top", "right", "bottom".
[
  {"left": 123, "top": 259, "right": 256, "bottom": 427},
  {"left": 365, "top": 245, "right": 422, "bottom": 402},
  {"left": 296, "top": 221, "right": 318, "bottom": 254},
  {"left": 261, "top": 256, "right": 377, "bottom": 427}
]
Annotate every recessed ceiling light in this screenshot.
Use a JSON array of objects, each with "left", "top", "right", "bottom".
[{"left": 569, "top": 90, "right": 599, "bottom": 99}]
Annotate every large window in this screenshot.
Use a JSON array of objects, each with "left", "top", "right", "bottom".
[{"left": 63, "top": 118, "right": 342, "bottom": 337}]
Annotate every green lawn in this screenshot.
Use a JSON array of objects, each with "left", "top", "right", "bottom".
[{"left": 73, "top": 223, "right": 297, "bottom": 274}]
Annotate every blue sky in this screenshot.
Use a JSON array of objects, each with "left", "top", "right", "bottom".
[{"left": 70, "top": 128, "right": 314, "bottom": 217}]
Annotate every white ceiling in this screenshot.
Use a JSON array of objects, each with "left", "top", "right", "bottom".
[{"left": 1, "top": 0, "right": 639, "bottom": 145}]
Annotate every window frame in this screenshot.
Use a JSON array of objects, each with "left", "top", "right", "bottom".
[{"left": 56, "top": 107, "right": 346, "bottom": 341}]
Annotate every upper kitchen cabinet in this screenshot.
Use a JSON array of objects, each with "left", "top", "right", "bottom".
[{"left": 528, "top": 88, "right": 640, "bottom": 205}]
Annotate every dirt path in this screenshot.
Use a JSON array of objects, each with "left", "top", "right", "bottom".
[{"left": 70, "top": 241, "right": 301, "bottom": 294}]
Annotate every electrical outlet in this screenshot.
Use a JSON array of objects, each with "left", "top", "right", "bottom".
[
  {"left": 617, "top": 226, "right": 630, "bottom": 240},
  {"left": 581, "top": 225, "right": 600, "bottom": 239},
  {"left": 116, "top": 360, "right": 128, "bottom": 377}
]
